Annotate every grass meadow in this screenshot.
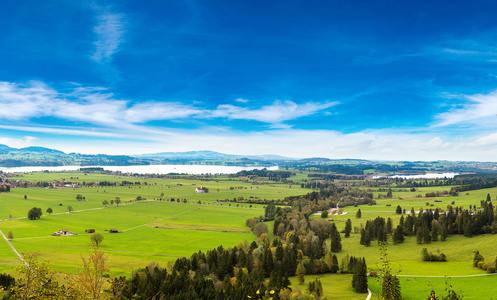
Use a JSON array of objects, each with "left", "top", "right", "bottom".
[{"left": 0, "top": 171, "right": 497, "bottom": 298}]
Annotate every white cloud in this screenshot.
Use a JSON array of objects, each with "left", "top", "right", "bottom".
[
  {"left": 91, "top": 11, "right": 125, "bottom": 63},
  {"left": 0, "top": 81, "right": 336, "bottom": 128},
  {"left": 235, "top": 98, "right": 249, "bottom": 103},
  {"left": 209, "top": 100, "right": 338, "bottom": 123},
  {"left": 434, "top": 90, "right": 497, "bottom": 127},
  {"left": 0, "top": 136, "right": 38, "bottom": 148}
]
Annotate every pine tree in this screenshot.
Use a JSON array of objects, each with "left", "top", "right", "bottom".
[
  {"left": 356, "top": 209, "right": 362, "bottom": 219},
  {"left": 352, "top": 258, "right": 368, "bottom": 293},
  {"left": 296, "top": 262, "right": 305, "bottom": 285},
  {"left": 395, "top": 205, "right": 402, "bottom": 214},
  {"left": 331, "top": 254, "right": 339, "bottom": 273},
  {"left": 377, "top": 226, "right": 387, "bottom": 244},
  {"left": 344, "top": 219, "right": 352, "bottom": 238},
  {"left": 330, "top": 223, "right": 342, "bottom": 252},
  {"left": 440, "top": 222, "right": 448, "bottom": 241},
  {"left": 360, "top": 228, "right": 366, "bottom": 245},
  {"left": 416, "top": 228, "right": 423, "bottom": 244},
  {"left": 423, "top": 224, "right": 431, "bottom": 244},
  {"left": 431, "top": 220, "right": 439, "bottom": 241},
  {"left": 392, "top": 225, "right": 404, "bottom": 244},
  {"left": 386, "top": 217, "right": 393, "bottom": 235}
]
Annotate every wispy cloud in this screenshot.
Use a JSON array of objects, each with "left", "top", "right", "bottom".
[
  {"left": 434, "top": 90, "right": 497, "bottom": 128},
  {"left": 0, "top": 81, "right": 336, "bottom": 129},
  {"left": 91, "top": 11, "right": 126, "bottom": 63},
  {"left": 209, "top": 100, "right": 338, "bottom": 123}
]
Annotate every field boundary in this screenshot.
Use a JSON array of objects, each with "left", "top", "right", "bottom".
[{"left": 0, "top": 230, "right": 28, "bottom": 266}]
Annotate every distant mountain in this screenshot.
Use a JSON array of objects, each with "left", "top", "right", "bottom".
[
  {"left": 0, "top": 144, "right": 150, "bottom": 167},
  {"left": 136, "top": 150, "right": 298, "bottom": 161},
  {"left": 138, "top": 150, "right": 233, "bottom": 160},
  {"left": 19, "top": 146, "right": 65, "bottom": 154}
]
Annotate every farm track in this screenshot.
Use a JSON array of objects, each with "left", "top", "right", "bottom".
[{"left": 0, "top": 230, "right": 28, "bottom": 266}]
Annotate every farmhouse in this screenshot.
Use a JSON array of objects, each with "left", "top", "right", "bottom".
[
  {"left": 53, "top": 229, "right": 77, "bottom": 236},
  {"left": 109, "top": 229, "right": 119, "bottom": 233},
  {"left": 85, "top": 229, "right": 95, "bottom": 233},
  {"left": 195, "top": 185, "right": 206, "bottom": 193}
]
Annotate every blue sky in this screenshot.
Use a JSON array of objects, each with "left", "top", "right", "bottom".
[{"left": 1, "top": 0, "right": 497, "bottom": 160}]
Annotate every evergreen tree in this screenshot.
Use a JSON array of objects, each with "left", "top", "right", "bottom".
[
  {"left": 377, "top": 226, "right": 387, "bottom": 244},
  {"left": 386, "top": 217, "right": 393, "bottom": 235},
  {"left": 431, "top": 220, "right": 439, "bottom": 241},
  {"left": 344, "top": 219, "right": 352, "bottom": 238},
  {"left": 416, "top": 228, "right": 423, "bottom": 244},
  {"left": 356, "top": 209, "right": 362, "bottom": 219},
  {"left": 331, "top": 254, "right": 339, "bottom": 273},
  {"left": 423, "top": 224, "right": 431, "bottom": 244},
  {"left": 330, "top": 223, "right": 342, "bottom": 252},
  {"left": 392, "top": 225, "right": 404, "bottom": 244},
  {"left": 395, "top": 205, "right": 402, "bottom": 214},
  {"left": 352, "top": 258, "right": 368, "bottom": 293},
  {"left": 296, "top": 262, "right": 305, "bottom": 285},
  {"left": 440, "top": 222, "right": 448, "bottom": 241}
]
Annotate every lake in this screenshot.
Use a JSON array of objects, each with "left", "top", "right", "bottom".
[
  {"left": 373, "top": 172, "right": 459, "bottom": 179},
  {"left": 0, "top": 165, "right": 279, "bottom": 175}
]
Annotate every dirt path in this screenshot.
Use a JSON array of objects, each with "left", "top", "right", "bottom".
[{"left": 0, "top": 230, "right": 28, "bottom": 266}]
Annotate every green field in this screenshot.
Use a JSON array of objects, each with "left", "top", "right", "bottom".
[{"left": 1, "top": 171, "right": 497, "bottom": 299}]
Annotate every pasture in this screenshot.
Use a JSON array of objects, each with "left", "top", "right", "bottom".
[{"left": 1, "top": 170, "right": 497, "bottom": 299}]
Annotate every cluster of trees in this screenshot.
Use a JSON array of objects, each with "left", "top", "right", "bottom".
[
  {"left": 76, "top": 194, "right": 86, "bottom": 201},
  {"left": 102, "top": 197, "right": 122, "bottom": 206},
  {"left": 359, "top": 198, "right": 497, "bottom": 251},
  {"left": 421, "top": 248, "right": 446, "bottom": 262},
  {"left": 285, "top": 185, "right": 375, "bottom": 213},
  {"left": 473, "top": 251, "right": 497, "bottom": 273},
  {"left": 232, "top": 169, "right": 293, "bottom": 181},
  {"left": 0, "top": 185, "right": 10, "bottom": 192}
]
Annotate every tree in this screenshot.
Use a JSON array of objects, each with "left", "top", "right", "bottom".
[
  {"left": 330, "top": 223, "right": 342, "bottom": 252},
  {"left": 24, "top": 195, "right": 27, "bottom": 200},
  {"left": 67, "top": 206, "right": 74, "bottom": 213},
  {"left": 352, "top": 258, "right": 368, "bottom": 293},
  {"left": 344, "top": 219, "right": 352, "bottom": 238},
  {"left": 392, "top": 225, "right": 404, "bottom": 244},
  {"left": 356, "top": 209, "right": 362, "bottom": 218},
  {"left": 27, "top": 207, "right": 42, "bottom": 220},
  {"left": 296, "top": 262, "right": 305, "bottom": 285},
  {"left": 386, "top": 217, "right": 393, "bottom": 235},
  {"left": 70, "top": 249, "right": 110, "bottom": 300},
  {"left": 440, "top": 222, "right": 448, "bottom": 241},
  {"left": 7, "top": 231, "right": 13, "bottom": 240},
  {"left": 386, "top": 188, "right": 393, "bottom": 198},
  {"left": 10, "top": 252, "right": 77, "bottom": 299},
  {"left": 102, "top": 200, "right": 109, "bottom": 207},
  {"left": 379, "top": 243, "right": 401, "bottom": 300},
  {"left": 423, "top": 224, "right": 431, "bottom": 244},
  {"left": 395, "top": 205, "right": 402, "bottom": 214},
  {"left": 360, "top": 228, "right": 370, "bottom": 246},
  {"left": 90, "top": 233, "right": 104, "bottom": 248},
  {"left": 46, "top": 207, "right": 53, "bottom": 215},
  {"left": 321, "top": 210, "right": 328, "bottom": 218},
  {"left": 431, "top": 220, "right": 440, "bottom": 241},
  {"left": 114, "top": 197, "right": 121, "bottom": 206}
]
